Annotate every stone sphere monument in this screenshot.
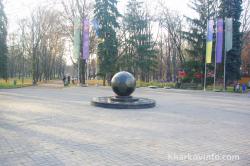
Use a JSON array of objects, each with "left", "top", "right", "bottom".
[
  {"left": 111, "top": 71, "right": 136, "bottom": 96},
  {"left": 91, "top": 71, "right": 155, "bottom": 109}
]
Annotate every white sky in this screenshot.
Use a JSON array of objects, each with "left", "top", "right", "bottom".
[
  {"left": 3, "top": 0, "right": 192, "bottom": 65},
  {"left": 4, "top": 0, "right": 192, "bottom": 31}
]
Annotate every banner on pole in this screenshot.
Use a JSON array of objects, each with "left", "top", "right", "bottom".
[
  {"left": 216, "top": 18, "right": 223, "bottom": 63},
  {"left": 73, "top": 17, "right": 81, "bottom": 60},
  {"left": 83, "top": 19, "right": 90, "bottom": 60},
  {"left": 225, "top": 18, "right": 233, "bottom": 52},
  {"left": 82, "top": 19, "right": 90, "bottom": 60},
  {"left": 92, "top": 19, "right": 99, "bottom": 37},
  {"left": 206, "top": 19, "right": 214, "bottom": 64}
]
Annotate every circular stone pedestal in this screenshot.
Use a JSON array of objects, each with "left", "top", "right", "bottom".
[
  {"left": 91, "top": 71, "right": 156, "bottom": 109},
  {"left": 91, "top": 96, "right": 155, "bottom": 109}
]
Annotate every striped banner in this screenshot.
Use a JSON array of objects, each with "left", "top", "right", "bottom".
[{"left": 206, "top": 20, "right": 214, "bottom": 64}]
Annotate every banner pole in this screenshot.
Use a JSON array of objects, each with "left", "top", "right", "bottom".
[
  {"left": 213, "top": 20, "right": 217, "bottom": 91},
  {"left": 78, "top": 56, "right": 80, "bottom": 85},
  {"left": 224, "top": 18, "right": 226, "bottom": 91},
  {"left": 214, "top": 58, "right": 217, "bottom": 91},
  {"left": 223, "top": 41, "right": 227, "bottom": 91},
  {"left": 204, "top": 19, "right": 213, "bottom": 91},
  {"left": 204, "top": 62, "right": 207, "bottom": 91},
  {"left": 223, "top": 18, "right": 233, "bottom": 92}
]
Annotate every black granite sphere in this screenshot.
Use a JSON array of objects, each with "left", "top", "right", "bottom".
[{"left": 111, "top": 71, "right": 136, "bottom": 96}]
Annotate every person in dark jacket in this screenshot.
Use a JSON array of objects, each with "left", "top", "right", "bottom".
[
  {"left": 67, "top": 76, "right": 71, "bottom": 85},
  {"left": 63, "top": 76, "right": 67, "bottom": 86}
]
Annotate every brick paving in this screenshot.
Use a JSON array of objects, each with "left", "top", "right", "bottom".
[{"left": 0, "top": 86, "right": 250, "bottom": 166}]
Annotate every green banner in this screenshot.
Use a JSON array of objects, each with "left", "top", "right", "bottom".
[
  {"left": 73, "top": 17, "right": 81, "bottom": 60},
  {"left": 225, "top": 18, "right": 233, "bottom": 52}
]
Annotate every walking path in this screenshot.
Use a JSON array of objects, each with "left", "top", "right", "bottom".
[{"left": 0, "top": 86, "right": 249, "bottom": 165}]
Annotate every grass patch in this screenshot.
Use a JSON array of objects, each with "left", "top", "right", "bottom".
[
  {"left": 137, "top": 81, "right": 176, "bottom": 88},
  {"left": 206, "top": 85, "right": 249, "bottom": 93},
  {"left": 86, "top": 79, "right": 104, "bottom": 86},
  {"left": 0, "top": 78, "right": 32, "bottom": 89}
]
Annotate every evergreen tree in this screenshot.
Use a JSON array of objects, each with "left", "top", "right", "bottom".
[
  {"left": 122, "top": 0, "right": 157, "bottom": 82},
  {"left": 183, "top": 0, "right": 216, "bottom": 62},
  {"left": 219, "top": 0, "right": 242, "bottom": 83},
  {"left": 0, "top": 0, "right": 8, "bottom": 80},
  {"left": 182, "top": 0, "right": 216, "bottom": 84},
  {"left": 94, "top": 0, "right": 120, "bottom": 85}
]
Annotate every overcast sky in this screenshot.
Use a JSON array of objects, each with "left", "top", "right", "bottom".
[
  {"left": 4, "top": 0, "right": 192, "bottom": 31},
  {"left": 3, "top": 0, "right": 192, "bottom": 65}
]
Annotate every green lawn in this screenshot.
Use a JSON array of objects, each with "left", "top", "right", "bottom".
[
  {"left": 1, "top": 78, "right": 247, "bottom": 94},
  {"left": 136, "top": 81, "right": 176, "bottom": 88},
  {"left": 0, "top": 78, "right": 32, "bottom": 89},
  {"left": 206, "top": 85, "right": 249, "bottom": 93}
]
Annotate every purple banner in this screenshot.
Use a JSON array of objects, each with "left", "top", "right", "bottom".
[
  {"left": 216, "top": 18, "right": 223, "bottom": 63},
  {"left": 83, "top": 19, "right": 89, "bottom": 60}
]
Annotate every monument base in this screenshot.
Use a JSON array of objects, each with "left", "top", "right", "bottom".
[{"left": 91, "top": 96, "right": 155, "bottom": 109}]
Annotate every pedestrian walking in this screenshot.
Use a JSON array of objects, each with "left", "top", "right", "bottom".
[{"left": 242, "top": 83, "right": 247, "bottom": 93}]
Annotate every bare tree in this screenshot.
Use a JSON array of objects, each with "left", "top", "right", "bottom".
[
  {"left": 241, "top": 0, "right": 250, "bottom": 48},
  {"left": 154, "top": 1, "right": 185, "bottom": 82},
  {"left": 7, "top": 6, "right": 67, "bottom": 84},
  {"left": 240, "top": 0, "right": 250, "bottom": 75},
  {"left": 60, "top": 0, "right": 95, "bottom": 84}
]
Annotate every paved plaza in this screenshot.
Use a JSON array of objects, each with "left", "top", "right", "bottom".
[{"left": 0, "top": 86, "right": 250, "bottom": 165}]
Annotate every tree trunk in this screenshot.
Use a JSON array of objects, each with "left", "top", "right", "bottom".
[
  {"left": 80, "top": 59, "right": 86, "bottom": 84},
  {"left": 103, "top": 74, "right": 106, "bottom": 86}
]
